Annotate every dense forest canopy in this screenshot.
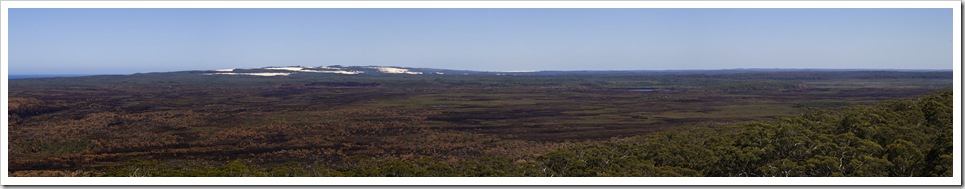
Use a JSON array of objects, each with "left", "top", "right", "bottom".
[
  {"left": 6, "top": 71, "right": 953, "bottom": 177},
  {"left": 80, "top": 89, "right": 950, "bottom": 177}
]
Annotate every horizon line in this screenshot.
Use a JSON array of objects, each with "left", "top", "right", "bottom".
[{"left": 8, "top": 67, "right": 955, "bottom": 76}]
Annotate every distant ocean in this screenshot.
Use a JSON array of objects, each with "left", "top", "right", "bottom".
[{"left": 9, "top": 74, "right": 91, "bottom": 79}]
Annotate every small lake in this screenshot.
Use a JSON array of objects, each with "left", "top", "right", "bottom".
[{"left": 627, "top": 88, "right": 657, "bottom": 92}]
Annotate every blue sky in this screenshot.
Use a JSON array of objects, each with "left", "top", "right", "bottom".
[{"left": 8, "top": 8, "right": 953, "bottom": 74}]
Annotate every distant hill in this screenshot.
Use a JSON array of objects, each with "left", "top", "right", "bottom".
[
  {"left": 9, "top": 74, "right": 94, "bottom": 79},
  {"left": 11, "top": 65, "right": 953, "bottom": 79},
  {"left": 185, "top": 65, "right": 954, "bottom": 77}
]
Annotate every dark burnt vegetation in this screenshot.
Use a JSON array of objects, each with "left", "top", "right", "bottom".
[{"left": 7, "top": 71, "right": 952, "bottom": 176}]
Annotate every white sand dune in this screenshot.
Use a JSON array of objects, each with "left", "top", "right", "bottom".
[
  {"left": 203, "top": 72, "right": 292, "bottom": 77},
  {"left": 375, "top": 67, "right": 422, "bottom": 74},
  {"left": 298, "top": 70, "right": 363, "bottom": 74},
  {"left": 265, "top": 67, "right": 305, "bottom": 71}
]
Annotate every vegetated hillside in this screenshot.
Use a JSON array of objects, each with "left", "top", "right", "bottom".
[
  {"left": 6, "top": 70, "right": 952, "bottom": 177},
  {"left": 540, "top": 90, "right": 953, "bottom": 177},
  {"left": 88, "top": 89, "right": 953, "bottom": 177}
]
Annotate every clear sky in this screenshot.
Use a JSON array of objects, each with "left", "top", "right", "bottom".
[{"left": 8, "top": 8, "right": 953, "bottom": 74}]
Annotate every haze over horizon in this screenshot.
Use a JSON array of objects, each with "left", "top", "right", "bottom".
[
  {"left": 9, "top": 8, "right": 953, "bottom": 75},
  {"left": 6, "top": 66, "right": 956, "bottom": 77}
]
